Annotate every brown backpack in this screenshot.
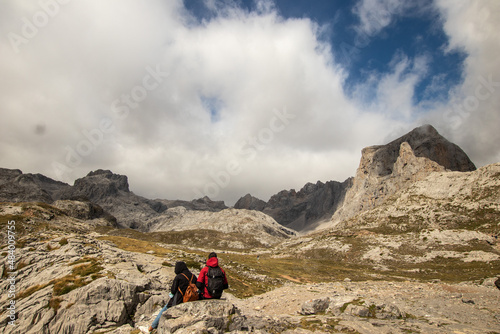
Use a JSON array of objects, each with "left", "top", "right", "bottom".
[{"left": 179, "top": 273, "right": 199, "bottom": 303}]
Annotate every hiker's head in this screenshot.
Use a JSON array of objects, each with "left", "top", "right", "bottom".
[
  {"left": 208, "top": 252, "right": 217, "bottom": 259},
  {"left": 174, "top": 261, "right": 188, "bottom": 275}
]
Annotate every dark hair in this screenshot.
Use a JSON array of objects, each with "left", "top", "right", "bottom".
[{"left": 208, "top": 252, "right": 217, "bottom": 259}]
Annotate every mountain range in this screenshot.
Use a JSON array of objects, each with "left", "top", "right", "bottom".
[{"left": 0, "top": 124, "right": 477, "bottom": 234}]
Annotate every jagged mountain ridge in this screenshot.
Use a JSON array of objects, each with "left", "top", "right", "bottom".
[
  {"left": 0, "top": 169, "right": 227, "bottom": 229},
  {"left": 235, "top": 178, "right": 353, "bottom": 232},
  {"left": 0, "top": 124, "right": 478, "bottom": 234}
]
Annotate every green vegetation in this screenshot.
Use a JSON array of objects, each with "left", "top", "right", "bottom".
[{"left": 17, "top": 256, "right": 105, "bottom": 300}]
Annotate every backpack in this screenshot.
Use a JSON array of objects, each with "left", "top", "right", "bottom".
[
  {"left": 207, "top": 266, "right": 225, "bottom": 299},
  {"left": 179, "top": 273, "right": 199, "bottom": 303}
]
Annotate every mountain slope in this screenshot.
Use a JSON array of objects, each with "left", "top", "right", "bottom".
[{"left": 278, "top": 162, "right": 500, "bottom": 281}]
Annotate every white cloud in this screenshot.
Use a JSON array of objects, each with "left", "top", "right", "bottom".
[
  {"left": 422, "top": 0, "right": 500, "bottom": 167},
  {"left": 0, "top": 0, "right": 498, "bottom": 206}
]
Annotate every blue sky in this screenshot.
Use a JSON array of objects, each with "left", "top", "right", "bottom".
[
  {"left": 184, "top": 0, "right": 466, "bottom": 106},
  {"left": 1, "top": 0, "right": 499, "bottom": 205}
]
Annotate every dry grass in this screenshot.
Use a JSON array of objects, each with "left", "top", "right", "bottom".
[{"left": 98, "top": 235, "right": 173, "bottom": 256}]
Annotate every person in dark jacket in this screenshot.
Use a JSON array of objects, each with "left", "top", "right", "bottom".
[
  {"left": 149, "top": 261, "right": 197, "bottom": 332},
  {"left": 196, "top": 252, "right": 229, "bottom": 299}
]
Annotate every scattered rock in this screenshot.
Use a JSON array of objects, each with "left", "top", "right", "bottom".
[{"left": 300, "top": 297, "right": 330, "bottom": 315}]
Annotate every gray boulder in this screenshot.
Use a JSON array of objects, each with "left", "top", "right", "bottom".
[
  {"left": 158, "top": 299, "right": 237, "bottom": 333},
  {"left": 300, "top": 297, "right": 331, "bottom": 315}
]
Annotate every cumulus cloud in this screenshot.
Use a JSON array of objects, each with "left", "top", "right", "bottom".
[
  {"left": 422, "top": 0, "right": 500, "bottom": 166},
  {"left": 0, "top": 0, "right": 498, "bottom": 205}
]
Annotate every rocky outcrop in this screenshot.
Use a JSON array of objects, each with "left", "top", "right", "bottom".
[
  {"left": 235, "top": 179, "right": 352, "bottom": 232},
  {"left": 158, "top": 299, "right": 237, "bottom": 333},
  {"left": 330, "top": 125, "right": 476, "bottom": 225},
  {"left": 53, "top": 200, "right": 116, "bottom": 223}
]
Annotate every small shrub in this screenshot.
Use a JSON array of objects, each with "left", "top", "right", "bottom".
[
  {"left": 53, "top": 275, "right": 86, "bottom": 296},
  {"left": 183, "top": 259, "right": 202, "bottom": 270},
  {"left": 48, "top": 297, "right": 62, "bottom": 312},
  {"left": 59, "top": 238, "right": 68, "bottom": 246},
  {"left": 72, "top": 261, "right": 103, "bottom": 277}
]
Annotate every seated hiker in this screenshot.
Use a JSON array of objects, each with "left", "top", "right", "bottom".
[
  {"left": 196, "top": 252, "right": 229, "bottom": 299},
  {"left": 149, "top": 261, "right": 198, "bottom": 332}
]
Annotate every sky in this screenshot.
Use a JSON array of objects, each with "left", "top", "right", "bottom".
[{"left": 0, "top": 0, "right": 499, "bottom": 206}]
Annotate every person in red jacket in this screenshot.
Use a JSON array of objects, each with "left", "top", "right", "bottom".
[{"left": 196, "top": 252, "right": 229, "bottom": 299}]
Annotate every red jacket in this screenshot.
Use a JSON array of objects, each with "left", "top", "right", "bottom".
[{"left": 196, "top": 257, "right": 228, "bottom": 299}]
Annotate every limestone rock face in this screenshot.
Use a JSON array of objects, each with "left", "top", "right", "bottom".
[{"left": 331, "top": 125, "right": 476, "bottom": 225}]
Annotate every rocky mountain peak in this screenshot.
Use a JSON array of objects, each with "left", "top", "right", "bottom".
[
  {"left": 74, "top": 169, "right": 130, "bottom": 194},
  {"left": 365, "top": 124, "right": 475, "bottom": 178},
  {"left": 330, "top": 125, "right": 477, "bottom": 226},
  {"left": 234, "top": 194, "right": 267, "bottom": 211},
  {"left": 0, "top": 168, "right": 22, "bottom": 184}
]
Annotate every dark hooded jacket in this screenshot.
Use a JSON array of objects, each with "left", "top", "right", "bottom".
[{"left": 169, "top": 261, "right": 197, "bottom": 306}]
